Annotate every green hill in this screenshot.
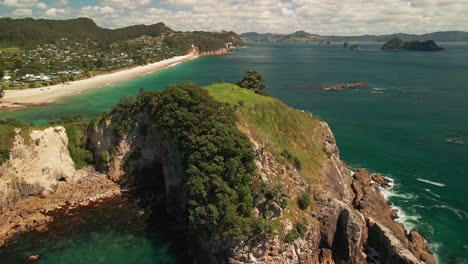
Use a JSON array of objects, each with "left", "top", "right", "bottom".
[{"left": 0, "top": 17, "right": 243, "bottom": 49}]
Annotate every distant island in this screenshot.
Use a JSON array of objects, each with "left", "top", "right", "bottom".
[
  {"left": 382, "top": 38, "right": 444, "bottom": 51},
  {"left": 240, "top": 30, "right": 468, "bottom": 43}
]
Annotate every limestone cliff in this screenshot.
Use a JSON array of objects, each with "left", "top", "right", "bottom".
[{"left": 0, "top": 126, "right": 120, "bottom": 247}]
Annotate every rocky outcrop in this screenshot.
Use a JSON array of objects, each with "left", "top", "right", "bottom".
[
  {"left": 351, "top": 170, "right": 436, "bottom": 264},
  {"left": 0, "top": 126, "right": 121, "bottom": 248},
  {"left": 0, "top": 127, "right": 86, "bottom": 208},
  {"left": 323, "top": 82, "right": 367, "bottom": 91},
  {"left": 229, "top": 121, "right": 436, "bottom": 264},
  {"left": 87, "top": 114, "right": 187, "bottom": 224}
]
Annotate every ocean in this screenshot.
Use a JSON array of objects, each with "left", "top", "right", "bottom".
[{"left": 1, "top": 42, "right": 467, "bottom": 263}]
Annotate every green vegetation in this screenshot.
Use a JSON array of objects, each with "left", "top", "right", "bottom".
[
  {"left": 205, "top": 83, "right": 274, "bottom": 106},
  {"left": 0, "top": 119, "right": 26, "bottom": 165},
  {"left": 297, "top": 191, "right": 312, "bottom": 210},
  {"left": 0, "top": 88, "right": 4, "bottom": 100},
  {"left": 280, "top": 149, "right": 302, "bottom": 170},
  {"left": 49, "top": 115, "right": 94, "bottom": 169},
  {"left": 64, "top": 123, "right": 93, "bottom": 169},
  {"left": 283, "top": 222, "right": 308, "bottom": 243},
  {"left": 207, "top": 80, "right": 325, "bottom": 185},
  {"left": 108, "top": 82, "right": 256, "bottom": 241},
  {"left": 236, "top": 70, "right": 267, "bottom": 95}
]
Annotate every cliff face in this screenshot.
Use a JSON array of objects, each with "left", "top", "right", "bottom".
[
  {"left": 0, "top": 127, "right": 82, "bottom": 208},
  {"left": 0, "top": 84, "right": 436, "bottom": 263},
  {"left": 0, "top": 126, "right": 120, "bottom": 248},
  {"left": 229, "top": 121, "right": 436, "bottom": 264}
]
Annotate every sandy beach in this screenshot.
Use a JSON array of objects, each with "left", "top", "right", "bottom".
[{"left": 0, "top": 52, "right": 199, "bottom": 111}]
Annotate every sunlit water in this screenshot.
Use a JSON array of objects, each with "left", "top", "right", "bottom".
[{"left": 1, "top": 43, "right": 467, "bottom": 263}]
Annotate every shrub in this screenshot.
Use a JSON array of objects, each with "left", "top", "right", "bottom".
[
  {"left": 297, "top": 191, "right": 311, "bottom": 210},
  {"left": 236, "top": 70, "right": 267, "bottom": 95},
  {"left": 295, "top": 222, "right": 307, "bottom": 238},
  {"left": 64, "top": 124, "right": 94, "bottom": 169},
  {"left": 281, "top": 149, "right": 302, "bottom": 170},
  {"left": 284, "top": 229, "right": 299, "bottom": 243}
]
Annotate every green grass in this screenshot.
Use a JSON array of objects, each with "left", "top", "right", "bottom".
[
  {"left": 205, "top": 83, "right": 275, "bottom": 106},
  {"left": 0, "top": 47, "right": 20, "bottom": 54},
  {"left": 206, "top": 82, "right": 325, "bottom": 184}
]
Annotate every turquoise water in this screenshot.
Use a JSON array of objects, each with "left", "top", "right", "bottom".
[{"left": 1, "top": 43, "right": 467, "bottom": 263}]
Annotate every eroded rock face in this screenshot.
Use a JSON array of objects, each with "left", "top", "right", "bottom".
[
  {"left": 87, "top": 115, "right": 187, "bottom": 223},
  {"left": 0, "top": 127, "right": 87, "bottom": 208},
  {"left": 230, "top": 121, "right": 436, "bottom": 264}
]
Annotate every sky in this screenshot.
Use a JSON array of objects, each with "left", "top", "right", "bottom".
[{"left": 0, "top": 0, "right": 467, "bottom": 35}]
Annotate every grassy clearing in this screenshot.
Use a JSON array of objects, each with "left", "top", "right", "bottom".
[
  {"left": 238, "top": 101, "right": 325, "bottom": 185},
  {"left": 205, "top": 83, "right": 275, "bottom": 106},
  {"left": 206, "top": 82, "right": 325, "bottom": 184}
]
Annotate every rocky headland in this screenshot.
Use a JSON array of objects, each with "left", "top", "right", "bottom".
[{"left": 0, "top": 83, "right": 436, "bottom": 263}]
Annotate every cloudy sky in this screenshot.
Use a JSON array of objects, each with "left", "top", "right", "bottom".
[{"left": 0, "top": 0, "right": 467, "bottom": 35}]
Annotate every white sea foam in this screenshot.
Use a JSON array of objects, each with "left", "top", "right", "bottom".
[
  {"left": 167, "top": 62, "right": 182, "bottom": 68},
  {"left": 416, "top": 178, "right": 446, "bottom": 187},
  {"left": 424, "top": 188, "right": 441, "bottom": 198},
  {"left": 445, "top": 138, "right": 464, "bottom": 145},
  {"left": 370, "top": 91, "right": 384, "bottom": 94}
]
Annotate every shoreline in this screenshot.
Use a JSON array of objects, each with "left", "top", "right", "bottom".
[
  {"left": 0, "top": 171, "right": 122, "bottom": 248},
  {"left": 0, "top": 52, "right": 200, "bottom": 111}
]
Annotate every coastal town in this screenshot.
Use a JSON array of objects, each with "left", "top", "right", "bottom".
[{"left": 0, "top": 36, "right": 177, "bottom": 90}]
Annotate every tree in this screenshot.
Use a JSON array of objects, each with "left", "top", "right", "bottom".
[
  {"left": 0, "top": 88, "right": 4, "bottom": 100},
  {"left": 236, "top": 70, "right": 267, "bottom": 95}
]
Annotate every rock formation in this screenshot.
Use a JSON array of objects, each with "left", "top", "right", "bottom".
[
  {"left": 323, "top": 82, "right": 367, "bottom": 91},
  {"left": 0, "top": 87, "right": 436, "bottom": 263}
]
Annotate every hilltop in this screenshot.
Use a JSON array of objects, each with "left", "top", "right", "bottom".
[
  {"left": 241, "top": 30, "right": 468, "bottom": 43},
  {"left": 0, "top": 78, "right": 436, "bottom": 263}
]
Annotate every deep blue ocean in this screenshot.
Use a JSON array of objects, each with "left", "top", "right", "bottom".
[{"left": 1, "top": 42, "right": 467, "bottom": 263}]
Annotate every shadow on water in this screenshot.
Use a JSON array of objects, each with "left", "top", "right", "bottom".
[
  {"left": 0, "top": 162, "right": 190, "bottom": 263},
  {"left": 131, "top": 161, "right": 191, "bottom": 264}
]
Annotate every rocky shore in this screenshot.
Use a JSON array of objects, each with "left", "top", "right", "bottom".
[
  {"left": 229, "top": 122, "right": 436, "bottom": 264},
  {"left": 0, "top": 126, "right": 122, "bottom": 248},
  {"left": 0, "top": 173, "right": 121, "bottom": 248}
]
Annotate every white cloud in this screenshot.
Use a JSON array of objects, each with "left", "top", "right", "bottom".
[
  {"left": 45, "top": 8, "right": 68, "bottom": 17},
  {"left": 81, "top": 6, "right": 117, "bottom": 15},
  {"left": 2, "top": 0, "right": 38, "bottom": 8},
  {"left": 12, "top": 8, "right": 32, "bottom": 16},
  {"left": 4, "top": 0, "right": 468, "bottom": 35},
  {"left": 36, "top": 2, "right": 47, "bottom": 9},
  {"left": 98, "top": 0, "right": 152, "bottom": 9}
]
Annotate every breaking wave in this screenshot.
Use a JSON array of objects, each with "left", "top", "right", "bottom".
[{"left": 416, "top": 178, "right": 446, "bottom": 187}]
